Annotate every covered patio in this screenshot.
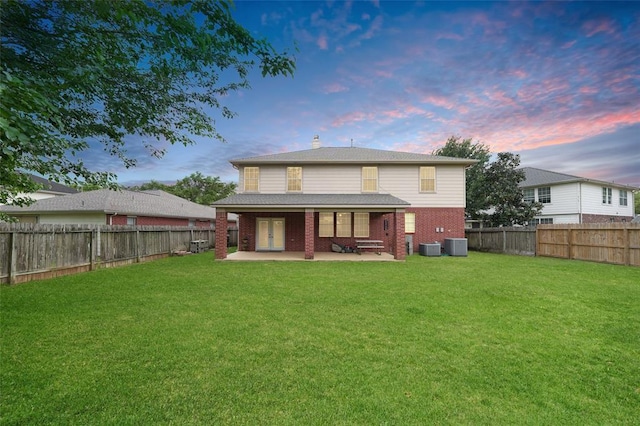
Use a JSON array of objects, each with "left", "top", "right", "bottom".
[{"left": 212, "top": 194, "right": 409, "bottom": 261}]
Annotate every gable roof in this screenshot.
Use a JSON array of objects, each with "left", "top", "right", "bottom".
[
  {"left": 231, "top": 146, "right": 477, "bottom": 166},
  {"left": 29, "top": 174, "right": 78, "bottom": 195},
  {"left": 0, "top": 189, "right": 216, "bottom": 220},
  {"left": 519, "top": 167, "right": 638, "bottom": 191},
  {"left": 213, "top": 193, "right": 410, "bottom": 209}
]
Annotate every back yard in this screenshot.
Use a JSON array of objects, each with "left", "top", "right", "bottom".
[{"left": 1, "top": 253, "right": 639, "bottom": 424}]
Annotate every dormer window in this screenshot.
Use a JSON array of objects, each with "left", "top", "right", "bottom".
[{"left": 244, "top": 167, "right": 259, "bottom": 192}]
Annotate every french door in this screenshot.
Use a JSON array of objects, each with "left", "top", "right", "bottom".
[{"left": 256, "top": 218, "right": 285, "bottom": 251}]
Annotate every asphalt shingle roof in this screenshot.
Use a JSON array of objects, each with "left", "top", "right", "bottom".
[
  {"left": 0, "top": 189, "right": 216, "bottom": 219},
  {"left": 29, "top": 174, "right": 78, "bottom": 194},
  {"left": 519, "top": 167, "right": 638, "bottom": 190},
  {"left": 231, "top": 146, "right": 477, "bottom": 165},
  {"left": 213, "top": 193, "right": 410, "bottom": 208}
]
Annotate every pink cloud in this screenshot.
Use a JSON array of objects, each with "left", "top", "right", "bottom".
[
  {"left": 579, "top": 86, "right": 598, "bottom": 95},
  {"left": 436, "top": 32, "right": 464, "bottom": 41},
  {"left": 323, "top": 83, "right": 349, "bottom": 94},
  {"left": 420, "top": 95, "right": 457, "bottom": 110},
  {"left": 562, "top": 40, "right": 577, "bottom": 49},
  {"left": 582, "top": 18, "right": 617, "bottom": 37},
  {"left": 331, "top": 111, "right": 372, "bottom": 127},
  {"left": 317, "top": 34, "right": 328, "bottom": 50}
]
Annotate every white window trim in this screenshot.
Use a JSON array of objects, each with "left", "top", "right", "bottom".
[
  {"left": 419, "top": 166, "right": 436, "bottom": 193},
  {"left": 362, "top": 167, "right": 378, "bottom": 193},
  {"left": 244, "top": 167, "right": 260, "bottom": 193}
]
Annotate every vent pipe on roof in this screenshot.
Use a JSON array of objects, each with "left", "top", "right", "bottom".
[{"left": 312, "top": 135, "right": 321, "bottom": 149}]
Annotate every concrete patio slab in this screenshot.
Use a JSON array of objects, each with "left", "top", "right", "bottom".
[{"left": 224, "top": 251, "right": 397, "bottom": 261}]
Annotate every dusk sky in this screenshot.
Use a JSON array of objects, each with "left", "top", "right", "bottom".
[{"left": 94, "top": 1, "right": 640, "bottom": 187}]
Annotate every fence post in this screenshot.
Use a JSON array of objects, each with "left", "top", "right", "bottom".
[
  {"left": 502, "top": 229, "right": 506, "bottom": 253},
  {"left": 136, "top": 229, "right": 141, "bottom": 263},
  {"left": 8, "top": 231, "right": 17, "bottom": 285},
  {"left": 90, "top": 229, "right": 95, "bottom": 271},
  {"left": 623, "top": 226, "right": 630, "bottom": 266}
]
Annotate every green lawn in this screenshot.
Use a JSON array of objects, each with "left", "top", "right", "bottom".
[{"left": 1, "top": 252, "right": 639, "bottom": 425}]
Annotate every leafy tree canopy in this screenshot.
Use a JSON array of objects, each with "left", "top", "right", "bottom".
[
  {"left": 480, "top": 152, "right": 543, "bottom": 227},
  {"left": 433, "top": 137, "right": 542, "bottom": 226},
  {"left": 129, "top": 172, "right": 236, "bottom": 205},
  {"left": 1, "top": 0, "right": 295, "bottom": 211},
  {"left": 433, "top": 136, "right": 490, "bottom": 218}
]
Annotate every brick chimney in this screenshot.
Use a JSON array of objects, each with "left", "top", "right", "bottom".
[{"left": 312, "top": 135, "right": 321, "bottom": 149}]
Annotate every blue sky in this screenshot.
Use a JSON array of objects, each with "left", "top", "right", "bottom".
[{"left": 98, "top": 1, "right": 639, "bottom": 187}]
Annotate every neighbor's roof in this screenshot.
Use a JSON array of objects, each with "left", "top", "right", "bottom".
[
  {"left": 29, "top": 174, "right": 78, "bottom": 194},
  {"left": 519, "top": 167, "right": 638, "bottom": 191},
  {"left": 231, "top": 146, "right": 477, "bottom": 166},
  {"left": 212, "top": 193, "right": 410, "bottom": 210},
  {"left": 0, "top": 189, "right": 216, "bottom": 220}
]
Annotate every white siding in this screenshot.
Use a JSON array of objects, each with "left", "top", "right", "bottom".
[
  {"left": 536, "top": 183, "right": 580, "bottom": 216},
  {"left": 258, "top": 166, "right": 286, "bottom": 193},
  {"left": 236, "top": 163, "right": 467, "bottom": 207},
  {"left": 380, "top": 165, "right": 466, "bottom": 207},
  {"left": 302, "top": 165, "right": 362, "bottom": 194},
  {"left": 533, "top": 181, "right": 635, "bottom": 222},
  {"left": 581, "top": 182, "right": 635, "bottom": 217}
]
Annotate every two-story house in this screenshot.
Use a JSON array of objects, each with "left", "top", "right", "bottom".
[
  {"left": 520, "top": 167, "right": 637, "bottom": 224},
  {"left": 212, "top": 138, "right": 476, "bottom": 260}
]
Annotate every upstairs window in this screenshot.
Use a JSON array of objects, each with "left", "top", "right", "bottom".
[
  {"left": 602, "top": 187, "right": 612, "bottom": 204},
  {"left": 362, "top": 167, "right": 378, "bottom": 192},
  {"left": 523, "top": 188, "right": 535, "bottom": 203},
  {"left": 354, "top": 213, "right": 370, "bottom": 238},
  {"left": 619, "top": 190, "right": 628, "bottom": 206},
  {"left": 127, "top": 216, "right": 137, "bottom": 225},
  {"left": 244, "top": 167, "right": 259, "bottom": 192},
  {"left": 420, "top": 166, "right": 436, "bottom": 192},
  {"left": 538, "top": 187, "right": 551, "bottom": 204},
  {"left": 287, "top": 167, "right": 302, "bottom": 192}
]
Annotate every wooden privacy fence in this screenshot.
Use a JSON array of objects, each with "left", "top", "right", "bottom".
[
  {"left": 466, "top": 227, "right": 537, "bottom": 256},
  {"left": 0, "top": 224, "right": 215, "bottom": 285},
  {"left": 466, "top": 223, "right": 640, "bottom": 266},
  {"left": 537, "top": 223, "right": 640, "bottom": 266}
]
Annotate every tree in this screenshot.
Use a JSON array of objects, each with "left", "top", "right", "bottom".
[
  {"left": 1, "top": 0, "right": 295, "bottom": 211},
  {"left": 635, "top": 192, "right": 640, "bottom": 215},
  {"left": 171, "top": 172, "right": 236, "bottom": 205},
  {"left": 432, "top": 136, "right": 491, "bottom": 218},
  {"left": 480, "top": 152, "right": 543, "bottom": 227},
  {"left": 129, "top": 172, "right": 236, "bottom": 205}
]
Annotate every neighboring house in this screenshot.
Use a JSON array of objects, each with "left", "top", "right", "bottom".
[
  {"left": 212, "top": 137, "right": 476, "bottom": 260},
  {"left": 1, "top": 174, "right": 78, "bottom": 205},
  {"left": 0, "top": 189, "right": 216, "bottom": 227},
  {"left": 519, "top": 167, "right": 637, "bottom": 224}
]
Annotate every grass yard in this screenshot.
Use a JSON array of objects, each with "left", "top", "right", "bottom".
[{"left": 1, "top": 252, "right": 639, "bottom": 425}]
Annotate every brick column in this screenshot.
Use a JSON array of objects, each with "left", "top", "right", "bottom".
[
  {"left": 215, "top": 209, "right": 228, "bottom": 260},
  {"left": 305, "top": 208, "right": 315, "bottom": 260},
  {"left": 394, "top": 209, "right": 406, "bottom": 260}
]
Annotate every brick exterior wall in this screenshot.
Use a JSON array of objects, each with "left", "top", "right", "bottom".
[
  {"left": 237, "top": 207, "right": 465, "bottom": 258},
  {"left": 581, "top": 214, "right": 635, "bottom": 224},
  {"left": 106, "top": 214, "right": 212, "bottom": 228},
  {"left": 394, "top": 210, "right": 406, "bottom": 260},
  {"left": 215, "top": 210, "right": 228, "bottom": 259},
  {"left": 404, "top": 207, "right": 466, "bottom": 252},
  {"left": 305, "top": 210, "right": 314, "bottom": 259}
]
